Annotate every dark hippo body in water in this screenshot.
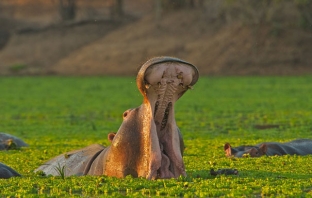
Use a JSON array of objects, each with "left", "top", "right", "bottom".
[
  {"left": 0, "top": 163, "right": 21, "bottom": 179},
  {"left": 0, "top": 133, "right": 26, "bottom": 178},
  {"left": 36, "top": 57, "right": 199, "bottom": 179},
  {"left": 224, "top": 139, "right": 312, "bottom": 157},
  {"left": 0, "top": 133, "right": 28, "bottom": 150}
]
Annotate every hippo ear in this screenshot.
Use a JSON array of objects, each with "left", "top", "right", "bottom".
[
  {"left": 107, "top": 133, "right": 116, "bottom": 142},
  {"left": 259, "top": 144, "right": 268, "bottom": 155},
  {"left": 224, "top": 143, "right": 233, "bottom": 157}
]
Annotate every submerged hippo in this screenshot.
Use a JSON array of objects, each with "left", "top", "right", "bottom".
[
  {"left": 224, "top": 139, "right": 312, "bottom": 157},
  {"left": 0, "top": 163, "right": 21, "bottom": 179},
  {"left": 36, "top": 56, "right": 199, "bottom": 179},
  {"left": 0, "top": 133, "right": 28, "bottom": 150}
]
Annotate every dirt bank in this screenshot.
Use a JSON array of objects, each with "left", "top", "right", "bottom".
[{"left": 0, "top": 9, "right": 311, "bottom": 76}]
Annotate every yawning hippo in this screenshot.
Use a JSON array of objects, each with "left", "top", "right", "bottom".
[
  {"left": 224, "top": 139, "right": 312, "bottom": 157},
  {"left": 36, "top": 57, "right": 199, "bottom": 179},
  {"left": 0, "top": 133, "right": 28, "bottom": 150},
  {"left": 0, "top": 163, "right": 21, "bottom": 179}
]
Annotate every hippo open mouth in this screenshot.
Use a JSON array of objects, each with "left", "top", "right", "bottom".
[
  {"left": 35, "top": 57, "right": 199, "bottom": 180},
  {"left": 136, "top": 57, "right": 199, "bottom": 178}
]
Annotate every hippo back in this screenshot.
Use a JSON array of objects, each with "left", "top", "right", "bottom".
[
  {"left": 282, "top": 139, "right": 312, "bottom": 155},
  {"left": 0, "top": 163, "right": 21, "bottom": 179},
  {"left": 35, "top": 144, "right": 108, "bottom": 176}
]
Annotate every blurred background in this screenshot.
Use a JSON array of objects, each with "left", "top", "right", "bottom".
[{"left": 0, "top": 0, "right": 311, "bottom": 76}]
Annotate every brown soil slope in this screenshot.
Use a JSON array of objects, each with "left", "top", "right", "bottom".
[
  {"left": 1, "top": 10, "right": 311, "bottom": 76},
  {"left": 0, "top": 20, "right": 124, "bottom": 75},
  {"left": 50, "top": 10, "right": 312, "bottom": 76}
]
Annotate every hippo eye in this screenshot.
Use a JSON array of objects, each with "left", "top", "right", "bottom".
[{"left": 123, "top": 111, "right": 128, "bottom": 118}]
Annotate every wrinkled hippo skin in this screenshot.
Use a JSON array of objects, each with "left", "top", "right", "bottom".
[
  {"left": 0, "top": 133, "right": 28, "bottom": 150},
  {"left": 225, "top": 139, "right": 312, "bottom": 157},
  {"left": 36, "top": 57, "right": 199, "bottom": 179},
  {"left": 0, "top": 163, "right": 21, "bottom": 179}
]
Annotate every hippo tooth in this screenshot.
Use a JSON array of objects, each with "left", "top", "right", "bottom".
[{"left": 145, "top": 83, "right": 151, "bottom": 89}]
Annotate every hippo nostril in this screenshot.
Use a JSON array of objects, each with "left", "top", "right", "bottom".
[
  {"left": 123, "top": 112, "right": 128, "bottom": 118},
  {"left": 177, "top": 73, "right": 183, "bottom": 79}
]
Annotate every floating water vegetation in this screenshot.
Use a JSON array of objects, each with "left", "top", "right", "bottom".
[{"left": 0, "top": 76, "right": 312, "bottom": 197}]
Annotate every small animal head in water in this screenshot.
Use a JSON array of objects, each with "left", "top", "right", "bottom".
[{"left": 224, "top": 143, "right": 268, "bottom": 158}]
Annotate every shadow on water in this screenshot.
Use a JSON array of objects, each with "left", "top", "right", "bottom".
[{"left": 186, "top": 169, "right": 312, "bottom": 180}]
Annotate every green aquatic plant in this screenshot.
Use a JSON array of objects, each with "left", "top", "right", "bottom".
[
  {"left": 0, "top": 76, "right": 312, "bottom": 196},
  {"left": 54, "top": 163, "right": 66, "bottom": 180}
]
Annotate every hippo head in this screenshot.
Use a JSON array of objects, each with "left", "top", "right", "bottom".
[
  {"left": 101, "top": 57, "right": 199, "bottom": 179},
  {"left": 0, "top": 133, "right": 28, "bottom": 150},
  {"left": 224, "top": 143, "right": 267, "bottom": 157}
]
